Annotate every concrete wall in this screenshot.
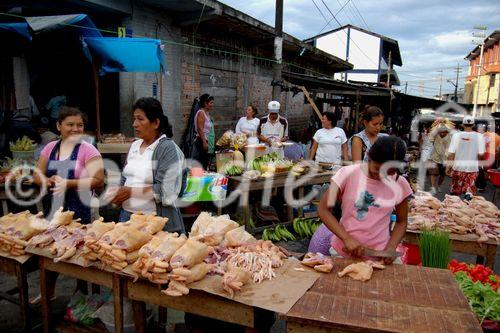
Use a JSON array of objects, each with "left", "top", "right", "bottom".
[
  {"left": 117, "top": 2, "right": 311, "bottom": 144},
  {"left": 464, "top": 74, "right": 499, "bottom": 114}
]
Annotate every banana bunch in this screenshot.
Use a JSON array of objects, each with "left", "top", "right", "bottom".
[
  {"left": 222, "top": 162, "right": 244, "bottom": 176},
  {"left": 262, "top": 225, "right": 296, "bottom": 242},
  {"left": 247, "top": 152, "right": 279, "bottom": 172},
  {"left": 293, "top": 218, "right": 322, "bottom": 238},
  {"left": 9, "top": 136, "right": 37, "bottom": 151}
]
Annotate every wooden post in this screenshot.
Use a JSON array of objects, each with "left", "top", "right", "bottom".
[
  {"left": 15, "top": 263, "right": 30, "bottom": 332},
  {"left": 386, "top": 50, "right": 392, "bottom": 88},
  {"left": 300, "top": 86, "right": 322, "bottom": 119},
  {"left": 272, "top": 0, "right": 283, "bottom": 101},
  {"left": 93, "top": 63, "right": 102, "bottom": 142},
  {"left": 112, "top": 274, "right": 124, "bottom": 333},
  {"left": 132, "top": 300, "right": 147, "bottom": 333},
  {"left": 354, "top": 90, "right": 360, "bottom": 133}
]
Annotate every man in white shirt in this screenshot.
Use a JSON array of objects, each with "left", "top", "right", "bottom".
[
  {"left": 257, "top": 100, "right": 288, "bottom": 157},
  {"left": 447, "top": 116, "right": 485, "bottom": 196}
]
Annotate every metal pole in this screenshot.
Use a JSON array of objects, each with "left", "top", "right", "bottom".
[
  {"left": 473, "top": 41, "right": 485, "bottom": 118},
  {"left": 386, "top": 51, "right": 392, "bottom": 88},
  {"left": 272, "top": 0, "right": 283, "bottom": 102},
  {"left": 437, "top": 70, "right": 443, "bottom": 100},
  {"left": 454, "top": 63, "right": 460, "bottom": 102},
  {"left": 404, "top": 82, "right": 408, "bottom": 94}
]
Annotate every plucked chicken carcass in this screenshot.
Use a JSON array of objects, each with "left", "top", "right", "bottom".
[
  {"left": 337, "top": 261, "right": 385, "bottom": 282},
  {"left": 170, "top": 238, "right": 212, "bottom": 269},
  {"left": 220, "top": 226, "right": 256, "bottom": 247},
  {"left": 0, "top": 211, "right": 47, "bottom": 256},
  {"left": 301, "top": 252, "right": 334, "bottom": 273},
  {"left": 222, "top": 265, "right": 252, "bottom": 298},
  {"left": 190, "top": 212, "right": 239, "bottom": 246},
  {"left": 132, "top": 232, "right": 187, "bottom": 283},
  {"left": 162, "top": 262, "right": 214, "bottom": 297}
]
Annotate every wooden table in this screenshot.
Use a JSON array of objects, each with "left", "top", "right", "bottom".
[
  {"left": 38, "top": 257, "right": 125, "bottom": 333},
  {"left": 124, "top": 278, "right": 274, "bottom": 333},
  {"left": 0, "top": 255, "right": 39, "bottom": 332},
  {"left": 97, "top": 143, "right": 132, "bottom": 154},
  {"left": 282, "top": 258, "right": 482, "bottom": 333},
  {"left": 404, "top": 230, "right": 499, "bottom": 270},
  {"left": 228, "top": 171, "right": 336, "bottom": 232}
]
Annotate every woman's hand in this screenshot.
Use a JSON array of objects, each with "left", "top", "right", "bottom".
[
  {"left": 343, "top": 237, "right": 365, "bottom": 257},
  {"left": 382, "top": 244, "right": 398, "bottom": 265},
  {"left": 106, "top": 186, "right": 132, "bottom": 205},
  {"left": 51, "top": 176, "right": 66, "bottom": 196}
]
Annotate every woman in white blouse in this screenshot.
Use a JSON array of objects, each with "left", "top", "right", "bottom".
[
  {"left": 235, "top": 105, "right": 260, "bottom": 138},
  {"left": 309, "top": 112, "right": 347, "bottom": 164}
]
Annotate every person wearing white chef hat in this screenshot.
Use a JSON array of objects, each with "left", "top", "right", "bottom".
[{"left": 257, "top": 100, "right": 289, "bottom": 157}]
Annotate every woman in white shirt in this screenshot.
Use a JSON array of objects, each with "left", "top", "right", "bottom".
[
  {"left": 107, "top": 97, "right": 186, "bottom": 233},
  {"left": 309, "top": 112, "right": 347, "bottom": 164},
  {"left": 235, "top": 105, "right": 260, "bottom": 138}
]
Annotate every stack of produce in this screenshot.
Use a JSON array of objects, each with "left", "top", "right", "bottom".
[
  {"left": 418, "top": 229, "right": 451, "bottom": 269},
  {"left": 101, "top": 133, "right": 131, "bottom": 144},
  {"left": 10, "top": 136, "right": 37, "bottom": 152},
  {"left": 292, "top": 218, "right": 321, "bottom": 238},
  {"left": 448, "top": 260, "right": 500, "bottom": 323},
  {"left": 262, "top": 225, "right": 296, "bottom": 242},
  {"left": 231, "top": 133, "right": 247, "bottom": 149},
  {"left": 246, "top": 152, "right": 279, "bottom": 172}
]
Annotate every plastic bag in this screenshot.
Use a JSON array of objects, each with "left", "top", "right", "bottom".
[
  {"left": 92, "top": 297, "right": 135, "bottom": 326},
  {"left": 216, "top": 130, "right": 234, "bottom": 148},
  {"left": 64, "top": 291, "right": 111, "bottom": 326}
]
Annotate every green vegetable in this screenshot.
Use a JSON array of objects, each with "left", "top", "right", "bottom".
[
  {"left": 455, "top": 272, "right": 500, "bottom": 322},
  {"left": 418, "top": 229, "right": 451, "bottom": 269}
]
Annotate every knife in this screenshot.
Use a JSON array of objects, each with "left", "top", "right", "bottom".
[{"left": 363, "top": 248, "right": 402, "bottom": 258}]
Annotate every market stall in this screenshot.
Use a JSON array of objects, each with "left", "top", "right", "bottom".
[
  {"left": 407, "top": 192, "right": 500, "bottom": 269},
  {"left": 282, "top": 257, "right": 483, "bottom": 333}
]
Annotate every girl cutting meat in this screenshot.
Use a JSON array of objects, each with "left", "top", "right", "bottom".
[{"left": 310, "top": 136, "right": 412, "bottom": 264}]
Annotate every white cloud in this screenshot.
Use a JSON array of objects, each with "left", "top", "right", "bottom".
[{"left": 431, "top": 30, "right": 472, "bottom": 49}]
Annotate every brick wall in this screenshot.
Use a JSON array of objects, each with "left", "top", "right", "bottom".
[{"left": 119, "top": 3, "right": 314, "bottom": 144}]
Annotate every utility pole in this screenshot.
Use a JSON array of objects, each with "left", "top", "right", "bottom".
[
  {"left": 272, "top": 0, "right": 284, "bottom": 102},
  {"left": 404, "top": 82, "right": 408, "bottom": 94},
  {"left": 437, "top": 69, "right": 443, "bottom": 100},
  {"left": 472, "top": 26, "right": 487, "bottom": 118},
  {"left": 386, "top": 51, "right": 392, "bottom": 88},
  {"left": 454, "top": 63, "right": 461, "bottom": 102}
]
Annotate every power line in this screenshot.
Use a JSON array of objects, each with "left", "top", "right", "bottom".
[
  {"left": 350, "top": 0, "right": 369, "bottom": 29},
  {"left": 315, "top": 0, "right": 351, "bottom": 36}
]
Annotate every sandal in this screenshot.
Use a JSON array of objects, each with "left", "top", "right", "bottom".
[{"left": 29, "top": 294, "right": 56, "bottom": 305}]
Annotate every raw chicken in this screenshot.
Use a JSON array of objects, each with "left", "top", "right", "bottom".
[
  {"left": 189, "top": 212, "right": 239, "bottom": 246},
  {"left": 189, "top": 212, "right": 213, "bottom": 237},
  {"left": 221, "top": 226, "right": 256, "bottom": 247},
  {"left": 301, "top": 252, "right": 334, "bottom": 273},
  {"left": 170, "top": 238, "right": 211, "bottom": 268},
  {"left": 337, "top": 261, "right": 385, "bottom": 282},
  {"left": 222, "top": 265, "right": 252, "bottom": 298}
]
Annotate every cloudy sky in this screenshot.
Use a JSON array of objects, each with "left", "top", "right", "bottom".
[{"left": 220, "top": 0, "right": 500, "bottom": 98}]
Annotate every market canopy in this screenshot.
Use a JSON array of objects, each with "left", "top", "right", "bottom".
[
  {"left": 25, "top": 14, "right": 102, "bottom": 37},
  {"left": 82, "top": 37, "right": 165, "bottom": 74}
]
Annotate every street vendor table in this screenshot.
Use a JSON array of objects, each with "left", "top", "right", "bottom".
[
  {"left": 282, "top": 258, "right": 482, "bottom": 333},
  {"left": 404, "top": 230, "right": 499, "bottom": 270},
  {"left": 0, "top": 254, "right": 39, "bottom": 332},
  {"left": 124, "top": 279, "right": 274, "bottom": 333},
  {"left": 228, "top": 171, "right": 336, "bottom": 232},
  {"left": 38, "top": 257, "right": 126, "bottom": 333}
]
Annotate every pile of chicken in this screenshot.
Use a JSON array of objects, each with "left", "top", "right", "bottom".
[
  {"left": 300, "top": 252, "right": 334, "bottom": 273},
  {"left": 28, "top": 208, "right": 85, "bottom": 262},
  {"left": 131, "top": 212, "right": 287, "bottom": 298},
  {"left": 0, "top": 211, "right": 47, "bottom": 256},
  {"left": 409, "top": 193, "right": 499, "bottom": 241},
  {"left": 82, "top": 213, "right": 167, "bottom": 271}
]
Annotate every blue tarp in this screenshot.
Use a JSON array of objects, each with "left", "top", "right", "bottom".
[
  {"left": 0, "top": 22, "right": 32, "bottom": 40},
  {"left": 82, "top": 37, "right": 164, "bottom": 74}
]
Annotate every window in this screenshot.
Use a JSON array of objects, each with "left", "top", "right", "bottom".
[{"left": 490, "top": 74, "right": 496, "bottom": 88}]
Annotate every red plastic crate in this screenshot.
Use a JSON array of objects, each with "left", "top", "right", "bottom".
[{"left": 487, "top": 169, "right": 500, "bottom": 186}]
